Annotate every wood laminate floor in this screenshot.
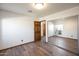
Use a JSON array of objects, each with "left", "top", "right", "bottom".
[
  {"left": 0, "top": 39, "right": 78, "bottom": 56},
  {"left": 47, "top": 36, "right": 78, "bottom": 55}
]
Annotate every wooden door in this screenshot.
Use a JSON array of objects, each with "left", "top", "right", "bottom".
[{"left": 34, "top": 21, "right": 41, "bottom": 42}]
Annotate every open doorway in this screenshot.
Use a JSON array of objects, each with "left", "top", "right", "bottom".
[
  {"left": 41, "top": 20, "right": 46, "bottom": 42},
  {"left": 47, "top": 15, "right": 78, "bottom": 55}
]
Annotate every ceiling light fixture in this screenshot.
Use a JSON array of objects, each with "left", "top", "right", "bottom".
[{"left": 33, "top": 3, "right": 45, "bottom": 9}]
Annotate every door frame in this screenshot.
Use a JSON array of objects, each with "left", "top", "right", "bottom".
[
  {"left": 41, "top": 20, "right": 46, "bottom": 37},
  {"left": 77, "top": 15, "right": 79, "bottom": 55}
]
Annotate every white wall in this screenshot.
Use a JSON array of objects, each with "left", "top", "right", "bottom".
[
  {"left": 0, "top": 18, "right": 1, "bottom": 40},
  {"left": 48, "top": 16, "right": 78, "bottom": 39},
  {"left": 41, "top": 22, "right": 44, "bottom": 37},
  {"left": 63, "top": 16, "right": 77, "bottom": 39},
  {"left": 41, "top": 21, "right": 46, "bottom": 37},
  {"left": 48, "top": 22, "right": 55, "bottom": 37},
  {"left": 0, "top": 10, "right": 34, "bottom": 50}
]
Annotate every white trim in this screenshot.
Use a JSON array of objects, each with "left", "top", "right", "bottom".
[
  {"left": 77, "top": 15, "right": 79, "bottom": 54},
  {"left": 46, "top": 20, "right": 48, "bottom": 42}
]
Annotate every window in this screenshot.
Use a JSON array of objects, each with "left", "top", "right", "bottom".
[{"left": 55, "top": 24, "right": 63, "bottom": 31}]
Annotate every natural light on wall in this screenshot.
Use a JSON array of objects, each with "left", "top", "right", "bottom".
[
  {"left": 55, "top": 24, "right": 63, "bottom": 30},
  {"left": 33, "top": 3, "right": 46, "bottom": 9}
]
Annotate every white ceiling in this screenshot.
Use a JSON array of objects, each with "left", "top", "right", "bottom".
[{"left": 0, "top": 3, "right": 79, "bottom": 18}]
